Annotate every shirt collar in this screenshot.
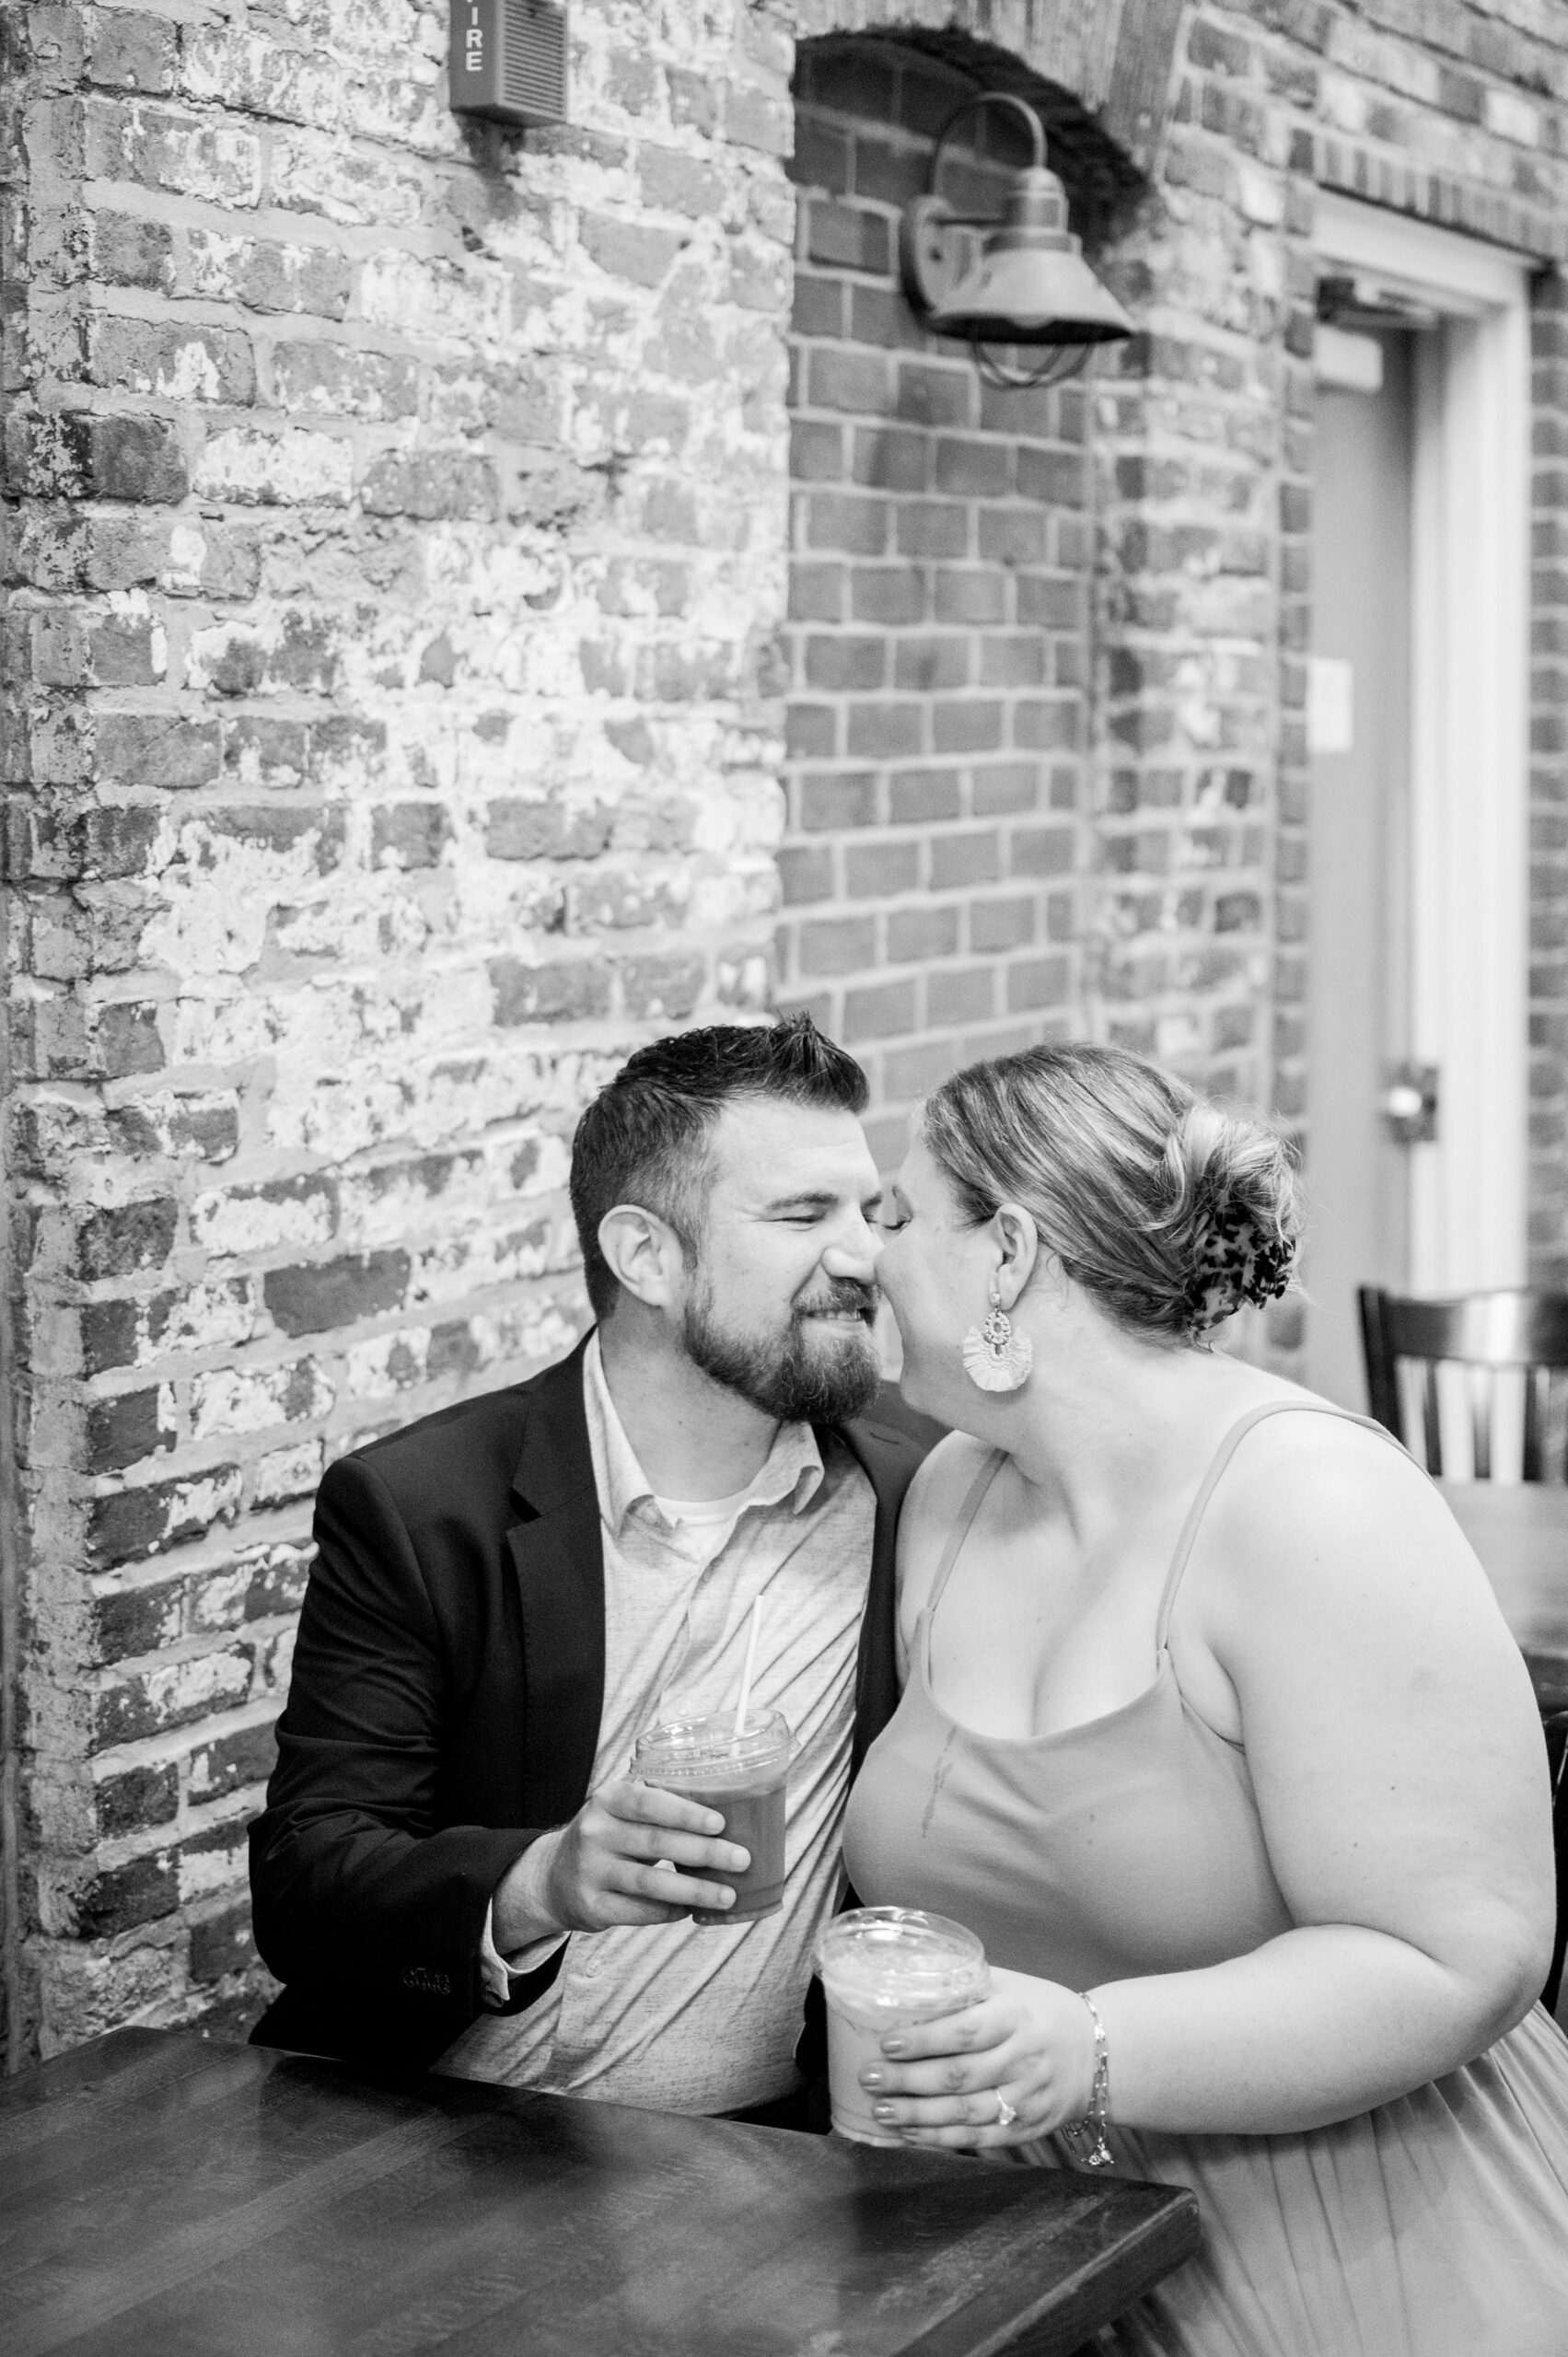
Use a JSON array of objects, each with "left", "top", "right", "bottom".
[{"left": 582, "top": 1330, "right": 826, "bottom": 1538}]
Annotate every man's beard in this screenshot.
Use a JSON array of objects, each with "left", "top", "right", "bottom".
[{"left": 681, "top": 1275, "right": 883, "bottom": 1423}]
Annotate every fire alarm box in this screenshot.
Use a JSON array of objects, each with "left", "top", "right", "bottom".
[{"left": 449, "top": 0, "right": 567, "bottom": 126}]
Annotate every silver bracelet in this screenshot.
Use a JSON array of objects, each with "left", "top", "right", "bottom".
[{"left": 1060, "top": 1990, "right": 1114, "bottom": 2168}]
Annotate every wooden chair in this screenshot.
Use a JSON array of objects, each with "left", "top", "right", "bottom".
[
  {"left": 1545, "top": 1712, "right": 1568, "bottom": 2018},
  {"left": 1358, "top": 1287, "right": 1568, "bottom": 1480},
  {"left": 1361, "top": 1295, "right": 1568, "bottom": 2010}
]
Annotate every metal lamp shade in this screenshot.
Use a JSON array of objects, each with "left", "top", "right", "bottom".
[
  {"left": 927, "top": 235, "right": 1133, "bottom": 347},
  {"left": 900, "top": 118, "right": 1133, "bottom": 386}
]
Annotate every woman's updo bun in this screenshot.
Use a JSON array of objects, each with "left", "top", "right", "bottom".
[{"left": 919, "top": 1042, "right": 1299, "bottom": 1342}]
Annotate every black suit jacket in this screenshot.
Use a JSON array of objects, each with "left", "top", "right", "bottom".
[{"left": 249, "top": 1334, "right": 934, "bottom": 2070}]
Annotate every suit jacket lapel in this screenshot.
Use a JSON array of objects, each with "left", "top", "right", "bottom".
[
  {"left": 505, "top": 1336, "right": 606, "bottom": 1825},
  {"left": 835, "top": 1405, "right": 928, "bottom": 1775}
]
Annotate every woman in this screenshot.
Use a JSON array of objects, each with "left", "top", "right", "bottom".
[{"left": 846, "top": 1042, "right": 1568, "bottom": 2356}]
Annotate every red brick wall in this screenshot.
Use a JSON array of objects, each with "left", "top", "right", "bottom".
[{"left": 779, "top": 41, "right": 1093, "bottom": 1167}]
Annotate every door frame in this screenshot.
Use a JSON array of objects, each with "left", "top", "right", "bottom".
[{"left": 1312, "top": 193, "right": 1532, "bottom": 1295}]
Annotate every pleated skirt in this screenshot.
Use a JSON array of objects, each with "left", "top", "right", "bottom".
[{"left": 1016, "top": 2004, "right": 1568, "bottom": 2357}]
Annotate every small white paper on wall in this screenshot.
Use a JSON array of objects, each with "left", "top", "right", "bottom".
[{"left": 1307, "top": 656, "right": 1354, "bottom": 754}]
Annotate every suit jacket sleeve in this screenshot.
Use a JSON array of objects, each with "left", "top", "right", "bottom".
[{"left": 249, "top": 1451, "right": 542, "bottom": 2024}]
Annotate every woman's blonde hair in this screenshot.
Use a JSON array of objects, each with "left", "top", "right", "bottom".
[{"left": 920, "top": 1042, "right": 1299, "bottom": 1341}]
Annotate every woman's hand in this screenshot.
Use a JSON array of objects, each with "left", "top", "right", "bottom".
[{"left": 858, "top": 1966, "right": 1099, "bottom": 2149}]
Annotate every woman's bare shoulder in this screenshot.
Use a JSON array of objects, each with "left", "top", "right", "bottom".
[
  {"left": 1209, "top": 1399, "right": 1434, "bottom": 1518},
  {"left": 1195, "top": 1396, "right": 1494, "bottom": 1626}
]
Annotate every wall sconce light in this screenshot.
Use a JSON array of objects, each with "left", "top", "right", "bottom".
[
  {"left": 449, "top": 0, "right": 567, "bottom": 128},
  {"left": 900, "top": 91, "right": 1132, "bottom": 389}
]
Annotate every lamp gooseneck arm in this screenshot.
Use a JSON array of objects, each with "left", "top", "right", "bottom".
[{"left": 926, "top": 88, "right": 1048, "bottom": 197}]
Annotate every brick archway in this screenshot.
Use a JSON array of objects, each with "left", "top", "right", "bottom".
[{"left": 766, "top": 0, "right": 1189, "bottom": 177}]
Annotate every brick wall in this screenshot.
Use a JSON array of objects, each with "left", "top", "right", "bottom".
[
  {"left": 1087, "top": 7, "right": 1314, "bottom": 1143},
  {"left": 1138, "top": 2, "right": 1568, "bottom": 1309},
  {"left": 1531, "top": 273, "right": 1568, "bottom": 1284},
  {"left": 780, "top": 41, "right": 1101, "bottom": 1167},
  {"left": 0, "top": 0, "right": 798, "bottom": 2061},
  {"left": 782, "top": 4, "right": 1568, "bottom": 1274},
  {"left": 6, "top": 0, "right": 1568, "bottom": 2064}
]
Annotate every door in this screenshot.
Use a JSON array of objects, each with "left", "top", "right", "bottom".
[
  {"left": 1304, "top": 197, "right": 1530, "bottom": 1425},
  {"left": 1303, "top": 329, "right": 1416, "bottom": 1410}
]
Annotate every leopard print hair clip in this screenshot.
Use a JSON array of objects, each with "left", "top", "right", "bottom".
[{"left": 1179, "top": 1202, "right": 1295, "bottom": 1340}]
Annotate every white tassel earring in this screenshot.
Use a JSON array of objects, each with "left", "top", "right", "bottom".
[{"left": 961, "top": 1275, "right": 1034, "bottom": 1393}]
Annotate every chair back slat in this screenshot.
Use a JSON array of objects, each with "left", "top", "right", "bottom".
[
  {"left": 1359, "top": 1287, "right": 1568, "bottom": 1483},
  {"left": 1358, "top": 1287, "right": 1401, "bottom": 1437},
  {"left": 1524, "top": 1365, "right": 1547, "bottom": 1483},
  {"left": 1469, "top": 1368, "right": 1493, "bottom": 1481},
  {"left": 1422, "top": 1361, "right": 1443, "bottom": 1477}
]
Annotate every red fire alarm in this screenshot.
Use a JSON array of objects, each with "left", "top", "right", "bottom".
[{"left": 449, "top": 0, "right": 567, "bottom": 126}]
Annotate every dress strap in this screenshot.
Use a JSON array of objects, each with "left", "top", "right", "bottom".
[
  {"left": 920, "top": 1448, "right": 1007, "bottom": 1667},
  {"left": 1154, "top": 1399, "right": 1404, "bottom": 1654}
]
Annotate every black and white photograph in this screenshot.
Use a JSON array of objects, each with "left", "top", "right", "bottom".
[{"left": 3, "top": 1, "right": 1568, "bottom": 2350}]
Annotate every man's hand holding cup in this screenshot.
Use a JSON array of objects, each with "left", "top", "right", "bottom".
[{"left": 493, "top": 1779, "right": 749, "bottom": 1942}]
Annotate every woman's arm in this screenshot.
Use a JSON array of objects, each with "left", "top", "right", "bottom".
[
  {"left": 1104, "top": 1417, "right": 1552, "bottom": 2130},
  {"left": 863, "top": 1418, "right": 1556, "bottom": 2145}
]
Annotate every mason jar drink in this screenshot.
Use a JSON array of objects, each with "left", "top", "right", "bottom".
[
  {"left": 816, "top": 1906, "right": 990, "bottom": 2143},
  {"left": 633, "top": 1709, "right": 791, "bottom": 1923}
]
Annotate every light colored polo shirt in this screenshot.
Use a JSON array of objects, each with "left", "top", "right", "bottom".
[{"left": 435, "top": 1333, "right": 876, "bottom": 2113}]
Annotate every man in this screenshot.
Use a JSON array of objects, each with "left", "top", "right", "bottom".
[{"left": 249, "top": 1016, "right": 933, "bottom": 2121}]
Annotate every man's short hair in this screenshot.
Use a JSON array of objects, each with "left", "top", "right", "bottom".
[{"left": 568, "top": 1016, "right": 869, "bottom": 1319}]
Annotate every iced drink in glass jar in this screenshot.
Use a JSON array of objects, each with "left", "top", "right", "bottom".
[
  {"left": 815, "top": 1906, "right": 990, "bottom": 2143},
  {"left": 633, "top": 1709, "right": 790, "bottom": 1923}
]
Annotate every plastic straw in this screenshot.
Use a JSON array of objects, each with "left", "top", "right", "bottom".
[{"left": 733, "top": 1596, "right": 762, "bottom": 1736}]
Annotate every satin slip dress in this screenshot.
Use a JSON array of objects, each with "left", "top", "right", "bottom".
[{"left": 842, "top": 1399, "right": 1568, "bottom": 2357}]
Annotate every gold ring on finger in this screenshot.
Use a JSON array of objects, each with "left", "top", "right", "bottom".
[{"left": 995, "top": 2091, "right": 1017, "bottom": 2129}]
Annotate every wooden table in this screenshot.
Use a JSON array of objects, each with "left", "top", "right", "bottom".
[
  {"left": 0, "top": 2027, "right": 1200, "bottom": 2357},
  {"left": 1437, "top": 1480, "right": 1568, "bottom": 1713}
]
